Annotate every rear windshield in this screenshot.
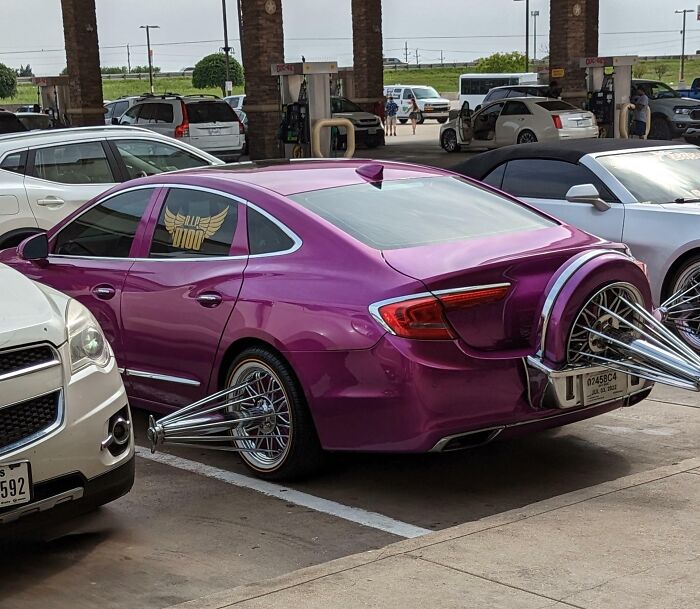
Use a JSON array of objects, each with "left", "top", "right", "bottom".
[
  {"left": 186, "top": 101, "right": 237, "bottom": 124},
  {"left": 290, "top": 176, "right": 554, "bottom": 250},
  {"left": 537, "top": 100, "right": 577, "bottom": 111}
]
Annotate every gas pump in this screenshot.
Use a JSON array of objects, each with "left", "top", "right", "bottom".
[
  {"left": 580, "top": 56, "right": 638, "bottom": 138},
  {"left": 273, "top": 61, "right": 346, "bottom": 158}
]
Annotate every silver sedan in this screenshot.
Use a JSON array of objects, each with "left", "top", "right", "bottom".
[{"left": 440, "top": 97, "right": 598, "bottom": 153}]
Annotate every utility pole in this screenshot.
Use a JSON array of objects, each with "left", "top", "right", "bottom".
[
  {"left": 404, "top": 41, "right": 409, "bottom": 64},
  {"left": 514, "top": 0, "right": 529, "bottom": 72},
  {"left": 415, "top": 48, "right": 419, "bottom": 66},
  {"left": 127, "top": 44, "right": 131, "bottom": 73},
  {"left": 139, "top": 25, "right": 159, "bottom": 94},
  {"left": 531, "top": 10, "right": 539, "bottom": 62},
  {"left": 440, "top": 50, "right": 444, "bottom": 65},
  {"left": 222, "top": 0, "right": 232, "bottom": 95},
  {"left": 676, "top": 8, "right": 694, "bottom": 84}
]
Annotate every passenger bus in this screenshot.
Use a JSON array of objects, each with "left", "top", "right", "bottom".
[{"left": 458, "top": 73, "right": 539, "bottom": 109}]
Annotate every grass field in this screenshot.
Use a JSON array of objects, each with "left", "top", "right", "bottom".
[{"left": 2, "top": 58, "right": 700, "bottom": 104}]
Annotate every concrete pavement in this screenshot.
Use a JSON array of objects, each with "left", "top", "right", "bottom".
[{"left": 169, "top": 455, "right": 700, "bottom": 609}]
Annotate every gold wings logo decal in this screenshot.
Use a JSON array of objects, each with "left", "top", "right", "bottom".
[{"left": 164, "top": 206, "right": 229, "bottom": 251}]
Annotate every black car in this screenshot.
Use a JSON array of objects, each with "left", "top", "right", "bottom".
[{"left": 0, "top": 111, "right": 28, "bottom": 135}]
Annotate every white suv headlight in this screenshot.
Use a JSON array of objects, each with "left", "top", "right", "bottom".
[{"left": 66, "top": 299, "right": 110, "bottom": 373}]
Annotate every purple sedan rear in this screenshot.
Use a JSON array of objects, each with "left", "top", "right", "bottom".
[{"left": 0, "top": 160, "right": 657, "bottom": 479}]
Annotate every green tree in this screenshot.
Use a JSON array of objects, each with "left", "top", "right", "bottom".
[
  {"left": 16, "top": 64, "right": 34, "bottom": 77},
  {"left": 131, "top": 65, "right": 161, "bottom": 74},
  {"left": 0, "top": 63, "right": 18, "bottom": 99},
  {"left": 654, "top": 64, "right": 669, "bottom": 81},
  {"left": 101, "top": 66, "right": 129, "bottom": 74},
  {"left": 633, "top": 63, "right": 646, "bottom": 79},
  {"left": 192, "top": 52, "right": 243, "bottom": 96},
  {"left": 475, "top": 51, "right": 527, "bottom": 73}
]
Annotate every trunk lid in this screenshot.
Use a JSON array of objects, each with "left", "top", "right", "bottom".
[
  {"left": 556, "top": 110, "right": 595, "bottom": 129},
  {"left": 185, "top": 100, "right": 241, "bottom": 150},
  {"left": 382, "top": 225, "right": 613, "bottom": 352}
]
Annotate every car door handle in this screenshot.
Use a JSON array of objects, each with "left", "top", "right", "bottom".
[
  {"left": 36, "top": 197, "right": 65, "bottom": 207},
  {"left": 196, "top": 292, "right": 222, "bottom": 308},
  {"left": 92, "top": 285, "right": 116, "bottom": 300}
]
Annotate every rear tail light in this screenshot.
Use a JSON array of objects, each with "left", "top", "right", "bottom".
[
  {"left": 174, "top": 101, "right": 190, "bottom": 138},
  {"left": 552, "top": 114, "right": 563, "bottom": 129},
  {"left": 371, "top": 286, "right": 509, "bottom": 340}
]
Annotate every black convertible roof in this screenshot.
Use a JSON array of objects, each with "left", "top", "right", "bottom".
[{"left": 454, "top": 139, "right": 684, "bottom": 179}]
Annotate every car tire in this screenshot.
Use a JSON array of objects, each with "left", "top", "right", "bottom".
[
  {"left": 662, "top": 255, "right": 700, "bottom": 350},
  {"left": 649, "top": 117, "right": 672, "bottom": 140},
  {"left": 437, "top": 118, "right": 448, "bottom": 124},
  {"left": 441, "top": 129, "right": 460, "bottom": 153},
  {"left": 417, "top": 116, "right": 425, "bottom": 125},
  {"left": 224, "top": 347, "right": 324, "bottom": 481},
  {"left": 399, "top": 118, "right": 408, "bottom": 124},
  {"left": 517, "top": 129, "right": 538, "bottom": 144}
]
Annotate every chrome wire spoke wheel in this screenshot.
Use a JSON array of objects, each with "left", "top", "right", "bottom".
[
  {"left": 663, "top": 262, "right": 700, "bottom": 350},
  {"left": 227, "top": 360, "right": 292, "bottom": 471},
  {"left": 567, "top": 283, "right": 643, "bottom": 365}
]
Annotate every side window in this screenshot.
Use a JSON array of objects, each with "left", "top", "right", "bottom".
[
  {"left": 113, "top": 101, "right": 129, "bottom": 118},
  {"left": 403, "top": 89, "right": 412, "bottom": 100},
  {"left": 247, "top": 207, "right": 295, "bottom": 255},
  {"left": 488, "top": 89, "right": 509, "bottom": 101},
  {"left": 53, "top": 188, "right": 154, "bottom": 257},
  {"left": 502, "top": 101, "right": 530, "bottom": 116},
  {"left": 104, "top": 104, "right": 114, "bottom": 120},
  {"left": 501, "top": 159, "right": 617, "bottom": 201},
  {"left": 0, "top": 151, "right": 27, "bottom": 175},
  {"left": 114, "top": 139, "right": 209, "bottom": 179},
  {"left": 34, "top": 142, "right": 115, "bottom": 184},
  {"left": 135, "top": 103, "right": 172, "bottom": 124},
  {"left": 120, "top": 105, "right": 141, "bottom": 125},
  {"left": 481, "top": 163, "right": 507, "bottom": 189},
  {"left": 149, "top": 188, "right": 238, "bottom": 258}
]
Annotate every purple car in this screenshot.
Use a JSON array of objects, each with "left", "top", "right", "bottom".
[{"left": 1, "top": 159, "right": 687, "bottom": 479}]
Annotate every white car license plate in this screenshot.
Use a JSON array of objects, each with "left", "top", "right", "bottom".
[
  {"left": 583, "top": 370, "right": 626, "bottom": 405},
  {"left": 578, "top": 119, "right": 592, "bottom": 127},
  {"left": 209, "top": 127, "right": 221, "bottom": 135},
  {"left": 0, "top": 461, "right": 31, "bottom": 508}
]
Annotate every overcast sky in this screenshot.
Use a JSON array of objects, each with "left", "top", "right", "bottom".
[{"left": 0, "top": 0, "right": 698, "bottom": 74}]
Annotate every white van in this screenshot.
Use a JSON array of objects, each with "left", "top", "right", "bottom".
[
  {"left": 383, "top": 85, "right": 451, "bottom": 123},
  {"left": 458, "top": 73, "right": 539, "bottom": 110}
]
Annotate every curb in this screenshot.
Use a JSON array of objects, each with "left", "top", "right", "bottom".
[{"left": 164, "top": 455, "right": 700, "bottom": 609}]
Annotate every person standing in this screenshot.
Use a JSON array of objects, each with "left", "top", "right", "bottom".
[
  {"left": 408, "top": 97, "right": 420, "bottom": 135},
  {"left": 630, "top": 86, "right": 649, "bottom": 139},
  {"left": 545, "top": 80, "right": 562, "bottom": 99},
  {"left": 385, "top": 95, "right": 398, "bottom": 136}
]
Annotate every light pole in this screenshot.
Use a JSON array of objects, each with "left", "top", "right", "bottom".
[
  {"left": 531, "top": 10, "right": 539, "bottom": 62},
  {"left": 676, "top": 9, "right": 695, "bottom": 84},
  {"left": 222, "top": 0, "right": 232, "bottom": 95},
  {"left": 139, "top": 25, "right": 160, "bottom": 94},
  {"left": 514, "top": 0, "right": 530, "bottom": 72}
]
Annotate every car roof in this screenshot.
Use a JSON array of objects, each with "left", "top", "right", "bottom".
[
  {"left": 0, "top": 125, "right": 177, "bottom": 149},
  {"left": 491, "top": 84, "right": 547, "bottom": 90},
  {"left": 137, "top": 159, "right": 448, "bottom": 196},
  {"left": 454, "top": 140, "right": 688, "bottom": 179}
]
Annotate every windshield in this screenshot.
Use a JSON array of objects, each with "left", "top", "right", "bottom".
[
  {"left": 332, "top": 97, "right": 363, "bottom": 113},
  {"left": 186, "top": 101, "right": 236, "bottom": 123},
  {"left": 638, "top": 81, "right": 680, "bottom": 100},
  {"left": 597, "top": 148, "right": 700, "bottom": 203},
  {"left": 411, "top": 87, "right": 441, "bottom": 100},
  {"left": 290, "top": 176, "right": 553, "bottom": 250}
]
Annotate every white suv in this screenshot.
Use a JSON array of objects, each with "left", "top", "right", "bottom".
[
  {"left": 0, "top": 256, "right": 133, "bottom": 526},
  {"left": 383, "top": 84, "right": 451, "bottom": 123},
  {"left": 119, "top": 94, "right": 245, "bottom": 162},
  {"left": 0, "top": 126, "right": 223, "bottom": 249}
]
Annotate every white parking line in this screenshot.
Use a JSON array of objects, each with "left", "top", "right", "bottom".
[{"left": 136, "top": 446, "right": 432, "bottom": 539}]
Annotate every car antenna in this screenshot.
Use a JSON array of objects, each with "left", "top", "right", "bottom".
[{"left": 355, "top": 163, "right": 384, "bottom": 188}]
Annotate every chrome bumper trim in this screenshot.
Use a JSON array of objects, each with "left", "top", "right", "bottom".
[{"left": 0, "top": 487, "right": 84, "bottom": 524}]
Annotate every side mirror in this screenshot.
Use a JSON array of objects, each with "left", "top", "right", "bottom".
[
  {"left": 111, "top": 117, "right": 120, "bottom": 125},
  {"left": 18, "top": 232, "right": 49, "bottom": 261},
  {"left": 565, "top": 184, "right": 611, "bottom": 212},
  {"left": 448, "top": 109, "right": 460, "bottom": 121},
  {"left": 474, "top": 104, "right": 482, "bottom": 112}
]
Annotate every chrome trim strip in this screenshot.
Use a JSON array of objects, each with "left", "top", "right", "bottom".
[
  {"left": 50, "top": 183, "right": 303, "bottom": 262},
  {"left": 538, "top": 249, "right": 627, "bottom": 355},
  {"left": 0, "top": 343, "right": 61, "bottom": 383},
  {"left": 368, "top": 283, "right": 512, "bottom": 336},
  {"left": 0, "top": 487, "right": 84, "bottom": 524},
  {"left": 124, "top": 369, "right": 201, "bottom": 387},
  {"left": 0, "top": 390, "right": 64, "bottom": 457}
]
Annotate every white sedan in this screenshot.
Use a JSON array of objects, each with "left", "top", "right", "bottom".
[
  {"left": 0, "top": 257, "right": 133, "bottom": 526},
  {"left": 440, "top": 97, "right": 598, "bottom": 153}
]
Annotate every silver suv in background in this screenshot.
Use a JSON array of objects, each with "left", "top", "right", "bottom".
[
  {"left": 119, "top": 94, "right": 245, "bottom": 162},
  {"left": 104, "top": 96, "right": 143, "bottom": 124}
]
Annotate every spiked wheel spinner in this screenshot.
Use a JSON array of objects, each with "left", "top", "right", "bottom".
[
  {"left": 568, "top": 282, "right": 700, "bottom": 391},
  {"left": 660, "top": 263, "right": 700, "bottom": 351}
]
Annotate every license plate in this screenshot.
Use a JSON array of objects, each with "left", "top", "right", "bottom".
[
  {"left": 577, "top": 119, "right": 592, "bottom": 127},
  {"left": 583, "top": 370, "right": 626, "bottom": 405},
  {"left": 0, "top": 461, "right": 31, "bottom": 508},
  {"left": 424, "top": 108, "right": 433, "bottom": 112},
  {"left": 368, "top": 128, "right": 377, "bottom": 135},
  {"left": 209, "top": 128, "right": 221, "bottom": 135}
]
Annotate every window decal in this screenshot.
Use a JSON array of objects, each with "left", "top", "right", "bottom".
[{"left": 164, "top": 206, "right": 228, "bottom": 251}]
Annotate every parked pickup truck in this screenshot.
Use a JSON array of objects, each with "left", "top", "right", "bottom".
[
  {"left": 633, "top": 79, "right": 700, "bottom": 140},
  {"left": 676, "top": 77, "right": 700, "bottom": 100}
]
